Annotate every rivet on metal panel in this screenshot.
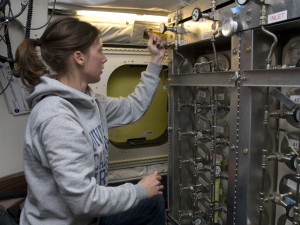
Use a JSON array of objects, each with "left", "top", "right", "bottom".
[
  {"left": 247, "top": 8, "right": 252, "bottom": 15},
  {"left": 246, "top": 18, "right": 252, "bottom": 25},
  {"left": 240, "top": 76, "right": 247, "bottom": 81},
  {"left": 245, "top": 46, "right": 252, "bottom": 54},
  {"left": 229, "top": 73, "right": 238, "bottom": 82},
  {"left": 232, "top": 48, "right": 238, "bottom": 55},
  {"left": 243, "top": 148, "right": 248, "bottom": 154}
]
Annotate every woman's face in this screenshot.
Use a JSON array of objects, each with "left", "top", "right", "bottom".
[{"left": 82, "top": 38, "right": 107, "bottom": 84}]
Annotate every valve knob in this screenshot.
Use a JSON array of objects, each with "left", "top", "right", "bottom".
[
  {"left": 236, "top": 0, "right": 250, "bottom": 5},
  {"left": 159, "top": 23, "right": 167, "bottom": 34},
  {"left": 192, "top": 7, "right": 202, "bottom": 21},
  {"left": 286, "top": 203, "right": 296, "bottom": 220}
]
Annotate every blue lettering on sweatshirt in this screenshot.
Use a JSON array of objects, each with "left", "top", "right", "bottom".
[{"left": 89, "top": 124, "right": 109, "bottom": 185}]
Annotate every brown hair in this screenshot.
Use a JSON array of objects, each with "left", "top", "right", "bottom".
[{"left": 15, "top": 17, "right": 100, "bottom": 88}]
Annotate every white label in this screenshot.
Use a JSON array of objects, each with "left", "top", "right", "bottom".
[
  {"left": 198, "top": 90, "right": 207, "bottom": 99},
  {"left": 268, "top": 10, "right": 287, "bottom": 24},
  {"left": 198, "top": 176, "right": 207, "bottom": 185},
  {"left": 285, "top": 219, "right": 293, "bottom": 225},
  {"left": 287, "top": 179, "right": 297, "bottom": 191},
  {"left": 216, "top": 125, "right": 224, "bottom": 134},
  {"left": 199, "top": 120, "right": 207, "bottom": 129},
  {"left": 216, "top": 154, "right": 223, "bottom": 163},
  {"left": 290, "top": 95, "right": 300, "bottom": 104},
  {"left": 196, "top": 192, "right": 203, "bottom": 200},
  {"left": 288, "top": 139, "right": 299, "bottom": 150},
  {"left": 215, "top": 93, "right": 225, "bottom": 101},
  {"left": 196, "top": 162, "right": 204, "bottom": 170},
  {"left": 291, "top": 49, "right": 300, "bottom": 59},
  {"left": 198, "top": 147, "right": 206, "bottom": 158},
  {"left": 198, "top": 202, "right": 206, "bottom": 212}
]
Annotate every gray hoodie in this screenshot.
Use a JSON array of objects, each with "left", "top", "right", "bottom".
[{"left": 20, "top": 63, "right": 162, "bottom": 225}]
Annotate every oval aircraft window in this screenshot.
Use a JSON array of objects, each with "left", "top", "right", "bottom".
[{"left": 107, "top": 65, "right": 168, "bottom": 148}]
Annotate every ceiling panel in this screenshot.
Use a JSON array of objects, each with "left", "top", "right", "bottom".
[{"left": 48, "top": 0, "right": 196, "bottom": 15}]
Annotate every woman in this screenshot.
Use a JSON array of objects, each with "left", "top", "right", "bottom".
[{"left": 15, "top": 17, "right": 166, "bottom": 225}]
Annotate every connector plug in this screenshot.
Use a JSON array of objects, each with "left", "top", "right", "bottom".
[{"left": 21, "top": 0, "right": 29, "bottom": 6}]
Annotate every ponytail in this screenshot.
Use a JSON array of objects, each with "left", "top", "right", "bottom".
[{"left": 15, "top": 39, "right": 48, "bottom": 88}]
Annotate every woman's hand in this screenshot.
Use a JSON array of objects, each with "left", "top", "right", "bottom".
[
  {"left": 138, "top": 171, "right": 164, "bottom": 198},
  {"left": 147, "top": 33, "right": 166, "bottom": 66}
]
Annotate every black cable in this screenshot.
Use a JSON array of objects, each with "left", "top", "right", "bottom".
[
  {"left": 0, "top": 20, "right": 13, "bottom": 95},
  {"left": 2, "top": 3, "right": 27, "bottom": 22},
  {"left": 26, "top": 0, "right": 56, "bottom": 31},
  {"left": 0, "top": 1, "right": 14, "bottom": 89},
  {"left": 3, "top": 18, "right": 14, "bottom": 69},
  {"left": 0, "top": 73, "right": 13, "bottom": 95},
  {"left": 1, "top": 0, "right": 56, "bottom": 31},
  {"left": 0, "top": 55, "right": 14, "bottom": 63},
  {"left": 0, "top": 1, "right": 19, "bottom": 95},
  {"left": 3, "top": 2, "right": 27, "bottom": 31},
  {"left": 4, "top": 25, "right": 12, "bottom": 59},
  {"left": 24, "top": 0, "right": 33, "bottom": 39},
  {"left": 0, "top": 23, "right": 8, "bottom": 43},
  {"left": 0, "top": 0, "right": 57, "bottom": 96},
  {"left": 0, "top": 0, "right": 9, "bottom": 10},
  {"left": 0, "top": 2, "right": 13, "bottom": 62}
]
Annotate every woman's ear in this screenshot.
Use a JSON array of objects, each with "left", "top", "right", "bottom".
[{"left": 73, "top": 51, "right": 85, "bottom": 66}]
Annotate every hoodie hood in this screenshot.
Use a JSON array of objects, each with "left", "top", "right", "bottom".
[{"left": 27, "top": 76, "right": 96, "bottom": 109}]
